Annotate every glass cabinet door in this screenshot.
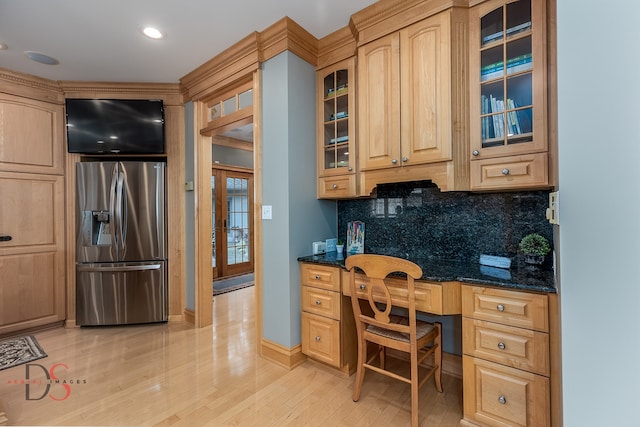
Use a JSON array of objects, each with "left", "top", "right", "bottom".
[
  {"left": 471, "top": 0, "right": 546, "bottom": 157},
  {"left": 317, "top": 58, "right": 355, "bottom": 176}
]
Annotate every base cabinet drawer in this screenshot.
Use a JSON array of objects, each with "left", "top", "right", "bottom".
[
  {"left": 463, "top": 317, "right": 550, "bottom": 376},
  {"left": 463, "top": 355, "right": 550, "bottom": 427},
  {"left": 301, "top": 312, "right": 341, "bottom": 368}
]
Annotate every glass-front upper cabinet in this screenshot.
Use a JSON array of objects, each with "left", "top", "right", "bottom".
[
  {"left": 470, "top": 0, "right": 547, "bottom": 159},
  {"left": 316, "top": 57, "right": 357, "bottom": 198}
]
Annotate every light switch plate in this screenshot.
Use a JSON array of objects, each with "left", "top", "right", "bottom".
[
  {"left": 262, "top": 205, "right": 272, "bottom": 220},
  {"left": 325, "top": 238, "right": 337, "bottom": 252}
]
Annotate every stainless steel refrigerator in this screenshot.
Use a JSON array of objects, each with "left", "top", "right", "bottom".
[{"left": 76, "top": 161, "right": 167, "bottom": 326}]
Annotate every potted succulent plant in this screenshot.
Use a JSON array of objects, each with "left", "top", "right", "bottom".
[
  {"left": 336, "top": 239, "right": 345, "bottom": 256},
  {"left": 519, "top": 233, "right": 551, "bottom": 265}
]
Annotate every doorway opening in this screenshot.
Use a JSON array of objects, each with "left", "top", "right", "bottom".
[{"left": 212, "top": 167, "right": 254, "bottom": 280}]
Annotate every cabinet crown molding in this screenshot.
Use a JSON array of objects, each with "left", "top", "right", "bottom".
[{"left": 350, "top": 0, "right": 467, "bottom": 45}]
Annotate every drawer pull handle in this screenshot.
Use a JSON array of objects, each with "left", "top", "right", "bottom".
[
  {"left": 472, "top": 150, "right": 480, "bottom": 156},
  {"left": 359, "top": 284, "right": 366, "bottom": 290},
  {"left": 315, "top": 336, "right": 321, "bottom": 342},
  {"left": 497, "top": 304, "right": 505, "bottom": 312},
  {"left": 315, "top": 300, "right": 322, "bottom": 305},
  {"left": 498, "top": 395, "right": 507, "bottom": 405},
  {"left": 332, "top": 184, "right": 338, "bottom": 189},
  {"left": 315, "top": 275, "right": 321, "bottom": 280},
  {"left": 0, "top": 235, "right": 12, "bottom": 242},
  {"left": 502, "top": 168, "right": 510, "bottom": 175},
  {"left": 498, "top": 342, "right": 506, "bottom": 350}
]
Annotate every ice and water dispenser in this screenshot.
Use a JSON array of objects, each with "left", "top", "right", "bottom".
[{"left": 81, "top": 210, "right": 112, "bottom": 246}]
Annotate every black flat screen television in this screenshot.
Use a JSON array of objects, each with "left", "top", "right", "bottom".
[{"left": 65, "top": 98, "right": 165, "bottom": 154}]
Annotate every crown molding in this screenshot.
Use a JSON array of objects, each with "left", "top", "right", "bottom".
[
  {"left": 350, "top": 0, "right": 468, "bottom": 45},
  {"left": 259, "top": 17, "right": 318, "bottom": 66},
  {"left": 58, "top": 81, "right": 182, "bottom": 105},
  {"left": 0, "top": 67, "right": 64, "bottom": 103}
]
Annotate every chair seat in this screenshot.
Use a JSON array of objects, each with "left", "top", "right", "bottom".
[{"left": 366, "top": 314, "right": 435, "bottom": 343}]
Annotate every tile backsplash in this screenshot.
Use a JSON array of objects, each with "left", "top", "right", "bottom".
[{"left": 338, "top": 181, "right": 552, "bottom": 265}]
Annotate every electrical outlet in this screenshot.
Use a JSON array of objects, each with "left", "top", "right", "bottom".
[{"left": 546, "top": 191, "right": 559, "bottom": 225}]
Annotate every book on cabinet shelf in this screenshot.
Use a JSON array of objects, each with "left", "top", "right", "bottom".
[
  {"left": 481, "top": 54, "right": 532, "bottom": 81},
  {"left": 482, "top": 21, "right": 532, "bottom": 44},
  {"left": 481, "top": 95, "right": 529, "bottom": 140}
]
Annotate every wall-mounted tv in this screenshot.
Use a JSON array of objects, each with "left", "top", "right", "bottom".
[{"left": 65, "top": 98, "right": 165, "bottom": 154}]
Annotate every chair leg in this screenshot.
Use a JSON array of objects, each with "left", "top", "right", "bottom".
[
  {"left": 435, "top": 322, "right": 443, "bottom": 393},
  {"left": 380, "top": 344, "right": 386, "bottom": 370},
  {"left": 352, "top": 335, "right": 367, "bottom": 402},
  {"left": 411, "top": 345, "right": 419, "bottom": 427}
]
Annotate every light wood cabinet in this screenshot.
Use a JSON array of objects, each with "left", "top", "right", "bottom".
[
  {"left": 300, "top": 263, "right": 357, "bottom": 374},
  {"left": 357, "top": 9, "right": 469, "bottom": 194},
  {"left": 469, "top": 0, "right": 549, "bottom": 190},
  {"left": 316, "top": 58, "right": 357, "bottom": 199},
  {"left": 0, "top": 91, "right": 66, "bottom": 336},
  {"left": 344, "top": 272, "right": 462, "bottom": 316},
  {"left": 462, "top": 285, "right": 551, "bottom": 426}
]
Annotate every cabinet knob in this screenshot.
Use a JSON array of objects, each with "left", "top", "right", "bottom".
[
  {"left": 502, "top": 168, "right": 510, "bottom": 175},
  {"left": 402, "top": 156, "right": 408, "bottom": 162},
  {"left": 498, "top": 395, "right": 507, "bottom": 405},
  {"left": 315, "top": 275, "right": 321, "bottom": 280},
  {"left": 332, "top": 184, "right": 338, "bottom": 189},
  {"left": 498, "top": 342, "right": 506, "bottom": 350},
  {"left": 0, "top": 235, "right": 12, "bottom": 242},
  {"left": 315, "top": 300, "right": 322, "bottom": 305},
  {"left": 348, "top": 167, "right": 353, "bottom": 171},
  {"left": 472, "top": 150, "right": 480, "bottom": 156},
  {"left": 497, "top": 304, "right": 505, "bottom": 312},
  {"left": 315, "top": 336, "right": 321, "bottom": 341},
  {"left": 359, "top": 284, "right": 366, "bottom": 290},
  {"left": 391, "top": 159, "right": 398, "bottom": 164}
]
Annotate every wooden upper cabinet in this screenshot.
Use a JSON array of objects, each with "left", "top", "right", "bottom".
[
  {"left": 0, "top": 93, "right": 64, "bottom": 175},
  {"left": 357, "top": 9, "right": 469, "bottom": 194},
  {"left": 469, "top": 0, "right": 549, "bottom": 190},
  {"left": 359, "top": 13, "right": 452, "bottom": 171},
  {"left": 316, "top": 57, "right": 358, "bottom": 199},
  {"left": 357, "top": 32, "right": 401, "bottom": 171},
  {"left": 400, "top": 14, "right": 453, "bottom": 166}
]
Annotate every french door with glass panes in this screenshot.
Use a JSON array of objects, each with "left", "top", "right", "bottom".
[{"left": 211, "top": 168, "right": 254, "bottom": 279}]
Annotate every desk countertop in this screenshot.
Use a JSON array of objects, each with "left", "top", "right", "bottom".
[{"left": 297, "top": 252, "right": 556, "bottom": 294}]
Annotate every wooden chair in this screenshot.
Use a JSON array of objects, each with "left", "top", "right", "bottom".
[{"left": 345, "top": 254, "right": 442, "bottom": 427}]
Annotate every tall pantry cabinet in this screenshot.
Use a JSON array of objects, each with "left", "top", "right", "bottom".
[{"left": 0, "top": 72, "right": 66, "bottom": 336}]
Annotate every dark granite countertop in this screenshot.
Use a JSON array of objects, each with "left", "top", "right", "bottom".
[{"left": 297, "top": 251, "right": 556, "bottom": 294}]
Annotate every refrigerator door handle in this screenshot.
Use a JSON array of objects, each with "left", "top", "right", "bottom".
[
  {"left": 115, "top": 170, "right": 126, "bottom": 255},
  {"left": 109, "top": 165, "right": 118, "bottom": 255},
  {"left": 77, "top": 264, "right": 162, "bottom": 272}
]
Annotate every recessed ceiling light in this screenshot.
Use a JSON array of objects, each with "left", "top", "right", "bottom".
[
  {"left": 0, "top": 43, "right": 8, "bottom": 50},
  {"left": 24, "top": 51, "right": 59, "bottom": 65},
  {"left": 141, "top": 27, "right": 164, "bottom": 39}
]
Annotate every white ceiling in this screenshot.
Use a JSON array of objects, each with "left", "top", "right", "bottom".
[{"left": 0, "top": 0, "right": 377, "bottom": 83}]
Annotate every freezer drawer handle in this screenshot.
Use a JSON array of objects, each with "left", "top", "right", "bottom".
[
  {"left": 77, "top": 264, "right": 162, "bottom": 272},
  {"left": 0, "top": 235, "right": 12, "bottom": 242}
]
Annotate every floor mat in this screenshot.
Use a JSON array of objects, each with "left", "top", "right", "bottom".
[
  {"left": 0, "top": 335, "right": 47, "bottom": 371},
  {"left": 213, "top": 273, "right": 254, "bottom": 296}
]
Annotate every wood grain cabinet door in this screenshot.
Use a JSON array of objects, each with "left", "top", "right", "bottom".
[
  {"left": 0, "top": 93, "right": 64, "bottom": 174},
  {"left": 0, "top": 172, "right": 65, "bottom": 334},
  {"left": 0, "top": 92, "right": 65, "bottom": 336}
]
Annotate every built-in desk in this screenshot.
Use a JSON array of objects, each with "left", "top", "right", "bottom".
[
  {"left": 298, "top": 254, "right": 559, "bottom": 426},
  {"left": 341, "top": 270, "right": 461, "bottom": 315}
]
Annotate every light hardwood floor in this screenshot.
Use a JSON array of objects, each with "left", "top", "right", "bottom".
[{"left": 0, "top": 286, "right": 463, "bottom": 426}]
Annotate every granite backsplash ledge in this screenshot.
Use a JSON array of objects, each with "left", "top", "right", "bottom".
[{"left": 337, "top": 181, "right": 553, "bottom": 268}]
